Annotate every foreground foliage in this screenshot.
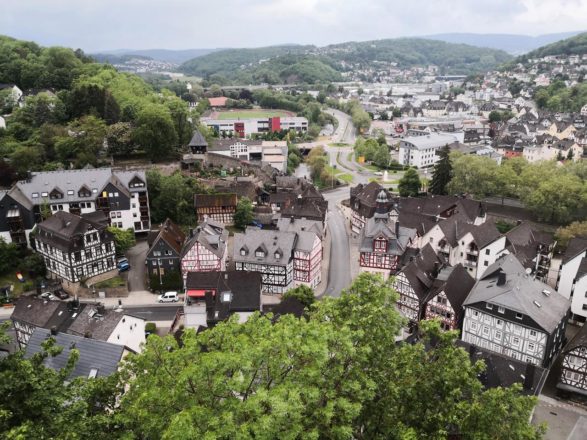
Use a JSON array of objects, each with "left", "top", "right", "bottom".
[{"left": 0, "top": 274, "right": 544, "bottom": 439}]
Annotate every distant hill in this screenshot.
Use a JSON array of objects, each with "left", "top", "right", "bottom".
[
  {"left": 90, "top": 48, "right": 223, "bottom": 64},
  {"left": 424, "top": 32, "right": 584, "bottom": 55},
  {"left": 179, "top": 38, "right": 512, "bottom": 85},
  {"left": 517, "top": 32, "right": 587, "bottom": 60}
]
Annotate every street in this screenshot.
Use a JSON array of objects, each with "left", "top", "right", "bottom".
[
  {"left": 122, "top": 304, "right": 182, "bottom": 321},
  {"left": 126, "top": 239, "right": 148, "bottom": 292}
]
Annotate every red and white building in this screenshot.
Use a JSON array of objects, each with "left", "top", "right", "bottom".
[
  {"left": 181, "top": 219, "right": 228, "bottom": 285},
  {"left": 201, "top": 116, "right": 308, "bottom": 138},
  {"left": 359, "top": 190, "right": 416, "bottom": 278}
]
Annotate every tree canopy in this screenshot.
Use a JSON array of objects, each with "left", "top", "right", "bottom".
[{"left": 398, "top": 168, "right": 422, "bottom": 197}]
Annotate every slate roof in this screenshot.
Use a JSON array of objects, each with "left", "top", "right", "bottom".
[
  {"left": 280, "top": 196, "right": 328, "bottom": 223},
  {"left": 25, "top": 328, "right": 124, "bottom": 379},
  {"left": 398, "top": 244, "right": 443, "bottom": 301},
  {"left": 456, "top": 341, "right": 546, "bottom": 395},
  {"left": 563, "top": 321, "right": 587, "bottom": 354},
  {"left": 505, "top": 222, "right": 554, "bottom": 269},
  {"left": 12, "top": 168, "right": 146, "bottom": 207},
  {"left": 185, "top": 271, "right": 262, "bottom": 319},
  {"left": 234, "top": 228, "right": 297, "bottom": 265},
  {"left": 188, "top": 130, "right": 208, "bottom": 147},
  {"left": 181, "top": 218, "right": 228, "bottom": 259},
  {"left": 148, "top": 218, "right": 186, "bottom": 255},
  {"left": 11, "top": 296, "right": 76, "bottom": 331},
  {"left": 437, "top": 215, "right": 501, "bottom": 249},
  {"left": 426, "top": 264, "right": 475, "bottom": 320},
  {"left": 36, "top": 211, "right": 112, "bottom": 253},
  {"left": 263, "top": 296, "right": 306, "bottom": 318},
  {"left": 350, "top": 182, "right": 392, "bottom": 218},
  {"left": 276, "top": 217, "right": 323, "bottom": 240},
  {"left": 360, "top": 215, "right": 417, "bottom": 256},
  {"left": 463, "top": 255, "right": 570, "bottom": 334},
  {"left": 401, "top": 133, "right": 458, "bottom": 150},
  {"left": 66, "top": 307, "right": 126, "bottom": 341},
  {"left": 562, "top": 237, "right": 587, "bottom": 265}
]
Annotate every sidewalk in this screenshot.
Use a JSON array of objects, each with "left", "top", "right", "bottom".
[
  {"left": 79, "top": 290, "right": 163, "bottom": 308},
  {"left": 315, "top": 225, "right": 332, "bottom": 297}
]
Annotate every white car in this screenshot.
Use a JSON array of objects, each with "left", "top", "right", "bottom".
[
  {"left": 374, "top": 171, "right": 383, "bottom": 176},
  {"left": 157, "top": 291, "right": 179, "bottom": 303},
  {"left": 40, "top": 292, "right": 58, "bottom": 301}
]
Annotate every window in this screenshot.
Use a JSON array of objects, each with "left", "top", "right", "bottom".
[
  {"left": 153, "top": 251, "right": 161, "bottom": 257},
  {"left": 529, "top": 343, "right": 535, "bottom": 350},
  {"left": 41, "top": 192, "right": 48, "bottom": 197},
  {"left": 516, "top": 313, "right": 523, "bottom": 320},
  {"left": 110, "top": 212, "right": 116, "bottom": 219},
  {"left": 32, "top": 192, "right": 39, "bottom": 198},
  {"left": 484, "top": 261, "right": 489, "bottom": 266},
  {"left": 67, "top": 190, "right": 74, "bottom": 195},
  {"left": 486, "top": 303, "right": 493, "bottom": 310},
  {"left": 513, "top": 337, "right": 520, "bottom": 344},
  {"left": 496, "top": 331, "right": 502, "bottom": 339},
  {"left": 471, "top": 322, "right": 477, "bottom": 330},
  {"left": 498, "top": 306, "right": 505, "bottom": 314},
  {"left": 530, "top": 330, "right": 536, "bottom": 337},
  {"left": 108, "top": 192, "right": 114, "bottom": 197},
  {"left": 255, "top": 251, "right": 265, "bottom": 257},
  {"left": 116, "top": 212, "right": 122, "bottom": 218},
  {"left": 473, "top": 310, "right": 479, "bottom": 317},
  {"left": 92, "top": 188, "right": 98, "bottom": 193},
  {"left": 133, "top": 213, "right": 137, "bottom": 218},
  {"left": 497, "top": 319, "right": 502, "bottom": 325},
  {"left": 165, "top": 250, "right": 172, "bottom": 256},
  {"left": 240, "top": 250, "right": 246, "bottom": 256},
  {"left": 114, "top": 192, "right": 119, "bottom": 197},
  {"left": 429, "top": 237, "right": 433, "bottom": 243},
  {"left": 132, "top": 203, "right": 136, "bottom": 208},
  {"left": 485, "top": 249, "right": 490, "bottom": 255},
  {"left": 483, "top": 326, "right": 489, "bottom": 335},
  {"left": 51, "top": 205, "right": 57, "bottom": 211}
]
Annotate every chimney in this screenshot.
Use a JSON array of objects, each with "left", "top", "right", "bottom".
[
  {"left": 50, "top": 326, "right": 57, "bottom": 336},
  {"left": 523, "top": 363, "right": 536, "bottom": 392},
  {"left": 290, "top": 216, "right": 294, "bottom": 223},
  {"left": 395, "top": 221, "right": 400, "bottom": 237},
  {"left": 432, "top": 262, "right": 440, "bottom": 279},
  {"left": 497, "top": 272, "right": 506, "bottom": 286}
]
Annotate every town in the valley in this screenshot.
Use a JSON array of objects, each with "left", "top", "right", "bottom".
[{"left": 1, "top": 8, "right": 587, "bottom": 438}]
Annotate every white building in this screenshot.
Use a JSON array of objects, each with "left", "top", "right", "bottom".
[
  {"left": 557, "top": 237, "right": 587, "bottom": 321},
  {"left": 398, "top": 133, "right": 461, "bottom": 168},
  {"left": 201, "top": 116, "right": 308, "bottom": 138},
  {"left": 208, "top": 139, "right": 288, "bottom": 172},
  {"left": 462, "top": 255, "right": 570, "bottom": 367}
]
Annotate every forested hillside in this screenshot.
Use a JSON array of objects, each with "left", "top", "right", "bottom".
[
  {"left": 0, "top": 35, "right": 193, "bottom": 173},
  {"left": 518, "top": 32, "right": 587, "bottom": 60},
  {"left": 179, "top": 38, "right": 512, "bottom": 85}
]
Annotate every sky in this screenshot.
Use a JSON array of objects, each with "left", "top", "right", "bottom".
[{"left": 1, "top": 0, "right": 586, "bottom": 52}]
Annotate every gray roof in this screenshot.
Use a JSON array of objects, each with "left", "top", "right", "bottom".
[
  {"left": 12, "top": 168, "right": 146, "bottom": 206},
  {"left": 11, "top": 296, "right": 71, "bottom": 328},
  {"left": 562, "top": 237, "right": 587, "bottom": 265},
  {"left": 360, "top": 216, "right": 417, "bottom": 256},
  {"left": 276, "top": 217, "right": 323, "bottom": 240},
  {"left": 25, "top": 328, "right": 124, "bottom": 379},
  {"left": 463, "top": 255, "right": 570, "bottom": 333},
  {"left": 181, "top": 219, "right": 228, "bottom": 259},
  {"left": 401, "top": 133, "right": 459, "bottom": 150},
  {"left": 234, "top": 228, "right": 297, "bottom": 266},
  {"left": 66, "top": 307, "right": 127, "bottom": 341},
  {"left": 188, "top": 130, "right": 208, "bottom": 147}
]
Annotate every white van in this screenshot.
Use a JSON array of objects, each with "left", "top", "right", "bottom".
[{"left": 157, "top": 291, "right": 179, "bottom": 303}]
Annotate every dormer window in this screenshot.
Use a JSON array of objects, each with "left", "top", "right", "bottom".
[
  {"left": 240, "top": 247, "right": 248, "bottom": 256},
  {"left": 49, "top": 188, "right": 63, "bottom": 200},
  {"left": 274, "top": 252, "right": 281, "bottom": 260},
  {"left": 255, "top": 250, "right": 265, "bottom": 258},
  {"left": 374, "top": 238, "right": 387, "bottom": 252}
]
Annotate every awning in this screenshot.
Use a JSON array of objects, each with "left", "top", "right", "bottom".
[{"left": 186, "top": 289, "right": 214, "bottom": 298}]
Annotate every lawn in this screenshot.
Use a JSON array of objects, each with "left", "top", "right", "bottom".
[
  {"left": 215, "top": 109, "right": 293, "bottom": 120},
  {"left": 326, "top": 164, "right": 353, "bottom": 184},
  {"left": 93, "top": 275, "right": 126, "bottom": 289},
  {"left": 0, "top": 272, "right": 31, "bottom": 298}
]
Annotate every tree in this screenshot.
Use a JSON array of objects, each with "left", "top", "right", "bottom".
[
  {"left": 132, "top": 105, "right": 178, "bottom": 161},
  {"left": 234, "top": 197, "right": 254, "bottom": 230},
  {"left": 488, "top": 110, "right": 502, "bottom": 123},
  {"left": 106, "top": 122, "right": 135, "bottom": 156},
  {"left": 0, "top": 238, "right": 19, "bottom": 274},
  {"left": 55, "top": 115, "right": 107, "bottom": 167},
  {"left": 398, "top": 168, "right": 421, "bottom": 197},
  {"left": 429, "top": 145, "right": 452, "bottom": 195},
  {"left": 556, "top": 221, "right": 587, "bottom": 249},
  {"left": 447, "top": 154, "right": 499, "bottom": 198},
  {"left": 107, "top": 227, "right": 136, "bottom": 254},
  {"left": 22, "top": 253, "right": 46, "bottom": 278},
  {"left": 283, "top": 284, "right": 315, "bottom": 308},
  {"left": 67, "top": 83, "right": 120, "bottom": 124}
]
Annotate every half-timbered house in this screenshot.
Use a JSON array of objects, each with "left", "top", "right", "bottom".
[
  {"left": 423, "top": 264, "right": 475, "bottom": 331},
  {"left": 359, "top": 190, "right": 416, "bottom": 278},
  {"left": 277, "top": 217, "right": 323, "bottom": 289},
  {"left": 350, "top": 182, "right": 393, "bottom": 233},
  {"left": 393, "top": 244, "right": 444, "bottom": 325},
  {"left": 33, "top": 211, "right": 116, "bottom": 290},
  {"left": 557, "top": 323, "right": 587, "bottom": 397},
  {"left": 194, "top": 193, "right": 237, "bottom": 225},
  {"left": 505, "top": 222, "right": 555, "bottom": 283},
  {"left": 181, "top": 219, "right": 228, "bottom": 283},
  {"left": 462, "top": 255, "right": 570, "bottom": 367},
  {"left": 234, "top": 228, "right": 297, "bottom": 294},
  {"left": 146, "top": 218, "right": 186, "bottom": 278}
]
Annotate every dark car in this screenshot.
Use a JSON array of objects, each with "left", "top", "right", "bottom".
[{"left": 53, "top": 289, "right": 69, "bottom": 300}]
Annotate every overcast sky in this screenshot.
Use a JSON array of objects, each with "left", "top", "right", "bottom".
[{"left": 1, "top": 0, "right": 586, "bottom": 52}]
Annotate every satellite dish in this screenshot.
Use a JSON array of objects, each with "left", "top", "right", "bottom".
[{"left": 525, "top": 268, "right": 532, "bottom": 275}]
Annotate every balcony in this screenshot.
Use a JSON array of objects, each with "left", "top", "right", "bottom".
[
  {"left": 466, "top": 246, "right": 479, "bottom": 256},
  {"left": 463, "top": 259, "right": 477, "bottom": 268}
]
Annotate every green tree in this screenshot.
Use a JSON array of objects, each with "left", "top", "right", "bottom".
[
  {"left": 22, "top": 253, "right": 47, "bottom": 278},
  {"left": 398, "top": 168, "right": 422, "bottom": 197},
  {"left": 234, "top": 197, "right": 254, "bottom": 230},
  {"left": 55, "top": 115, "right": 107, "bottom": 167},
  {"left": 429, "top": 145, "right": 452, "bottom": 195},
  {"left": 447, "top": 154, "right": 499, "bottom": 197},
  {"left": 283, "top": 284, "right": 315, "bottom": 308},
  {"left": 132, "top": 105, "right": 178, "bottom": 161},
  {"left": 105, "top": 122, "right": 135, "bottom": 156},
  {"left": 107, "top": 227, "right": 136, "bottom": 254},
  {"left": 0, "top": 237, "right": 19, "bottom": 274},
  {"left": 9, "top": 145, "right": 44, "bottom": 175},
  {"left": 555, "top": 221, "right": 587, "bottom": 249}
]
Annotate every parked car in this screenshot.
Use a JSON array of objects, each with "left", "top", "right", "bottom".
[
  {"left": 117, "top": 258, "right": 130, "bottom": 272},
  {"left": 40, "top": 292, "right": 58, "bottom": 301},
  {"left": 53, "top": 289, "right": 69, "bottom": 300},
  {"left": 157, "top": 291, "right": 179, "bottom": 303}
]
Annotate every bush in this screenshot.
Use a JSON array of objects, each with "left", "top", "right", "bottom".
[
  {"left": 150, "top": 270, "right": 182, "bottom": 292},
  {"left": 145, "top": 322, "right": 157, "bottom": 334}
]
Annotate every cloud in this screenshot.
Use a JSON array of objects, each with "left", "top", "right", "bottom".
[{"left": 0, "top": 0, "right": 584, "bottom": 51}]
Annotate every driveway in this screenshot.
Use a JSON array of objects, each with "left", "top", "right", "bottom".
[{"left": 125, "top": 239, "right": 148, "bottom": 292}]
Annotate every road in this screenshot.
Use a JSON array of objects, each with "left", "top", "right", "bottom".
[
  {"left": 322, "top": 186, "right": 352, "bottom": 297},
  {"left": 118, "top": 304, "right": 182, "bottom": 321}
]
